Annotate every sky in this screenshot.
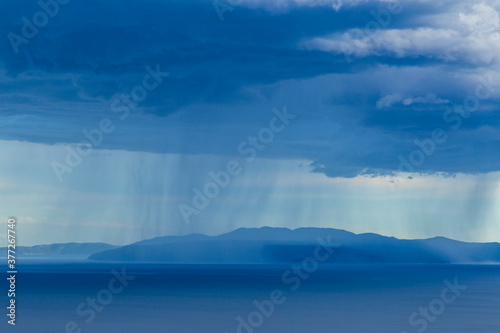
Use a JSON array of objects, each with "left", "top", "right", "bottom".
[{"left": 1, "top": 0, "right": 500, "bottom": 246}]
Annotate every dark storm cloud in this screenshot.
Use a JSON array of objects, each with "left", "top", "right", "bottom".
[{"left": 1, "top": 0, "right": 500, "bottom": 177}]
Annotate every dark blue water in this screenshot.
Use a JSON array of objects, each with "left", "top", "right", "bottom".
[{"left": 1, "top": 260, "right": 499, "bottom": 333}]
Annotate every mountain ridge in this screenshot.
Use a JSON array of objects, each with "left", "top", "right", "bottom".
[
  {"left": 88, "top": 227, "right": 500, "bottom": 264},
  {"left": 0, "top": 242, "right": 117, "bottom": 256}
]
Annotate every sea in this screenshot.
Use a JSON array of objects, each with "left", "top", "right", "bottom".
[{"left": 1, "top": 259, "right": 499, "bottom": 333}]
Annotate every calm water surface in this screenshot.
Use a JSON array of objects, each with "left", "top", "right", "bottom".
[{"left": 1, "top": 260, "right": 499, "bottom": 333}]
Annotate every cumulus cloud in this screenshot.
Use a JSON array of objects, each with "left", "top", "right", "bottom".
[
  {"left": 302, "top": 3, "right": 500, "bottom": 64},
  {"left": 233, "top": 0, "right": 400, "bottom": 11},
  {"left": 459, "top": 3, "right": 500, "bottom": 34},
  {"left": 303, "top": 28, "right": 461, "bottom": 59},
  {"left": 376, "top": 93, "right": 450, "bottom": 109}
]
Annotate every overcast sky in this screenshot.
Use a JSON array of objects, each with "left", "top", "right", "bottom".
[{"left": 1, "top": 0, "right": 500, "bottom": 245}]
